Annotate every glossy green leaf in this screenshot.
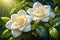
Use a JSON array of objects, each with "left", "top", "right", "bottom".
[
  {"left": 49, "top": 27, "right": 58, "bottom": 39},
  {"left": 49, "top": 17, "right": 53, "bottom": 25},
  {"left": 55, "top": 6, "right": 59, "bottom": 13},
  {"left": 36, "top": 26, "right": 48, "bottom": 38},
  {"left": 1, "top": 17, "right": 10, "bottom": 23},
  {"left": 9, "top": 37, "right": 15, "bottom": 40},
  {"left": 53, "top": 18, "right": 60, "bottom": 26},
  {"left": 2, "top": 29, "right": 11, "bottom": 38}
]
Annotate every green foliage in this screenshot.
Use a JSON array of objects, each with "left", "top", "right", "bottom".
[
  {"left": 9, "top": 32, "right": 31, "bottom": 40},
  {"left": 53, "top": 18, "right": 60, "bottom": 27},
  {"left": 44, "top": 23, "right": 50, "bottom": 28},
  {"left": 55, "top": 6, "right": 59, "bottom": 13},
  {"left": 10, "top": 0, "right": 26, "bottom": 15},
  {"left": 2, "top": 29, "right": 11, "bottom": 38},
  {"left": 49, "top": 27, "right": 58, "bottom": 39},
  {"left": 31, "top": 20, "right": 40, "bottom": 30},
  {"left": 49, "top": 17, "right": 53, "bottom": 26},
  {"left": 0, "top": 17, "right": 5, "bottom": 25},
  {"left": 36, "top": 26, "right": 48, "bottom": 38},
  {"left": 1, "top": 17, "right": 10, "bottom": 23},
  {"left": 52, "top": 0, "right": 60, "bottom": 4}
]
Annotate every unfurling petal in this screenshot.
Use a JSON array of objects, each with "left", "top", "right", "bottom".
[
  {"left": 11, "top": 29, "right": 22, "bottom": 38},
  {"left": 27, "top": 8, "right": 33, "bottom": 15},
  {"left": 17, "top": 10, "right": 27, "bottom": 15},
  {"left": 6, "top": 20, "right": 13, "bottom": 29},
  {"left": 50, "top": 12, "right": 55, "bottom": 18},
  {"left": 23, "top": 24, "right": 31, "bottom": 32},
  {"left": 42, "top": 17, "right": 50, "bottom": 22},
  {"left": 33, "top": 2, "right": 43, "bottom": 10},
  {"left": 19, "top": 25, "right": 26, "bottom": 31},
  {"left": 26, "top": 15, "right": 33, "bottom": 24},
  {"left": 44, "top": 5, "right": 51, "bottom": 11},
  {"left": 11, "top": 14, "right": 17, "bottom": 21}
]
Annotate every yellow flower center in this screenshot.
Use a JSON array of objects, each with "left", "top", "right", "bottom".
[
  {"left": 13, "top": 15, "right": 27, "bottom": 27},
  {"left": 34, "top": 6, "right": 47, "bottom": 18}
]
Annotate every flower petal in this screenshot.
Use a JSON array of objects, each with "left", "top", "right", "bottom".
[
  {"left": 17, "top": 10, "right": 26, "bottom": 15},
  {"left": 23, "top": 24, "right": 31, "bottom": 32},
  {"left": 19, "top": 25, "right": 26, "bottom": 31},
  {"left": 11, "top": 14, "right": 17, "bottom": 21},
  {"left": 11, "top": 23, "right": 19, "bottom": 29},
  {"left": 44, "top": 5, "right": 51, "bottom": 11},
  {"left": 11, "top": 29, "right": 22, "bottom": 38},
  {"left": 33, "top": 17, "right": 44, "bottom": 20},
  {"left": 42, "top": 17, "right": 50, "bottom": 22},
  {"left": 33, "top": 2, "right": 43, "bottom": 10},
  {"left": 27, "top": 8, "right": 33, "bottom": 15},
  {"left": 26, "top": 15, "right": 33, "bottom": 24},
  {"left": 50, "top": 12, "right": 55, "bottom": 18},
  {"left": 5, "top": 20, "right": 13, "bottom": 29}
]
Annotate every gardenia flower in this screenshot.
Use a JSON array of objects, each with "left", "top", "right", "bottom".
[
  {"left": 27, "top": 2, "right": 55, "bottom": 22},
  {"left": 6, "top": 10, "right": 32, "bottom": 37}
]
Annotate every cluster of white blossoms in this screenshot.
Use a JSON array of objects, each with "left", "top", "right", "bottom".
[{"left": 6, "top": 2, "right": 55, "bottom": 37}]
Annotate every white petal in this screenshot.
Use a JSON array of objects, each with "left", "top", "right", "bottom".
[
  {"left": 44, "top": 5, "right": 52, "bottom": 17},
  {"left": 33, "top": 17, "right": 40, "bottom": 20},
  {"left": 23, "top": 24, "right": 31, "bottom": 32},
  {"left": 6, "top": 20, "right": 13, "bottom": 29},
  {"left": 27, "top": 8, "right": 33, "bottom": 15},
  {"left": 44, "top": 5, "right": 51, "bottom": 11},
  {"left": 11, "top": 29, "right": 22, "bottom": 38},
  {"left": 33, "top": 2, "right": 43, "bottom": 10},
  {"left": 26, "top": 15, "right": 33, "bottom": 24},
  {"left": 33, "top": 17, "right": 44, "bottom": 20},
  {"left": 17, "top": 10, "right": 26, "bottom": 15},
  {"left": 42, "top": 17, "right": 50, "bottom": 22},
  {"left": 50, "top": 12, "right": 55, "bottom": 18},
  {"left": 19, "top": 25, "right": 26, "bottom": 31},
  {"left": 11, "top": 14, "right": 17, "bottom": 21},
  {"left": 11, "top": 23, "right": 19, "bottom": 29}
]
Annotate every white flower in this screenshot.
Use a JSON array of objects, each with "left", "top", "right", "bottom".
[
  {"left": 6, "top": 10, "right": 32, "bottom": 37},
  {"left": 27, "top": 2, "right": 55, "bottom": 22}
]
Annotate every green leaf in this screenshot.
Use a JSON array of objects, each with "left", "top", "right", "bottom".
[
  {"left": 27, "top": 2, "right": 33, "bottom": 7},
  {"left": 2, "top": 29, "right": 11, "bottom": 38},
  {"left": 49, "top": 27, "right": 58, "bottom": 39},
  {"left": 53, "top": 18, "right": 60, "bottom": 26},
  {"left": 9, "top": 37, "right": 15, "bottom": 40},
  {"left": 9, "top": 36, "right": 22, "bottom": 40},
  {"left": 52, "top": 0, "right": 60, "bottom": 4},
  {"left": 10, "top": 7, "right": 18, "bottom": 15},
  {"left": 44, "top": 23, "right": 50, "bottom": 28},
  {"left": 10, "top": 0, "right": 26, "bottom": 15},
  {"left": 9, "top": 34, "right": 23, "bottom": 40},
  {"left": 55, "top": 8, "right": 60, "bottom": 18},
  {"left": 0, "top": 17, "right": 5, "bottom": 25},
  {"left": 55, "top": 6, "right": 59, "bottom": 13},
  {"left": 32, "top": 31, "right": 37, "bottom": 37},
  {"left": 1, "top": 17, "right": 10, "bottom": 23},
  {"left": 31, "top": 20, "right": 40, "bottom": 30},
  {"left": 36, "top": 26, "right": 48, "bottom": 38},
  {"left": 49, "top": 17, "right": 53, "bottom": 25}
]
